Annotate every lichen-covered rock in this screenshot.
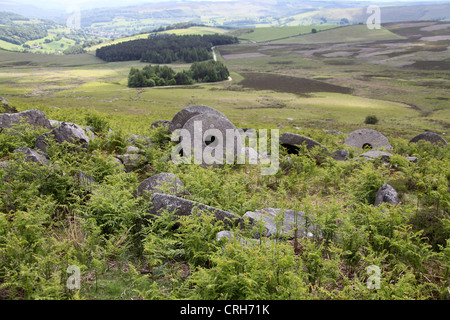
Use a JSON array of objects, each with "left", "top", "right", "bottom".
[
  {"left": 409, "top": 132, "right": 447, "bottom": 146},
  {"left": 243, "top": 208, "right": 314, "bottom": 239},
  {"left": 332, "top": 149, "right": 349, "bottom": 161},
  {"left": 35, "top": 122, "right": 90, "bottom": 153},
  {"left": 13, "top": 147, "right": 50, "bottom": 166},
  {"left": 137, "top": 172, "right": 188, "bottom": 197},
  {"left": 0, "top": 109, "right": 52, "bottom": 129},
  {"left": 115, "top": 154, "right": 146, "bottom": 172},
  {"left": 148, "top": 193, "right": 243, "bottom": 228},
  {"left": 374, "top": 183, "right": 399, "bottom": 206},
  {"left": 360, "top": 150, "right": 392, "bottom": 162}
]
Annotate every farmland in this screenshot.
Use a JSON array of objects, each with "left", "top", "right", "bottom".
[{"left": 0, "top": 20, "right": 449, "bottom": 302}]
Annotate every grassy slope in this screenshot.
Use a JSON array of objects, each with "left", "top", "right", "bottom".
[
  {"left": 270, "top": 25, "right": 405, "bottom": 44},
  {"left": 234, "top": 25, "right": 337, "bottom": 42}
]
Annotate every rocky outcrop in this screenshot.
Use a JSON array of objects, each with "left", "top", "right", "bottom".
[
  {"left": 0, "top": 109, "right": 52, "bottom": 130},
  {"left": 35, "top": 122, "right": 90, "bottom": 153}
]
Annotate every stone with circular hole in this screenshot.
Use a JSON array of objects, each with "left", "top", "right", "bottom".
[
  {"left": 344, "top": 129, "right": 392, "bottom": 150},
  {"left": 180, "top": 112, "right": 241, "bottom": 166}
]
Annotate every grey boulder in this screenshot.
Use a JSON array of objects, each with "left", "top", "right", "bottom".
[
  {"left": 243, "top": 208, "right": 313, "bottom": 239},
  {"left": 374, "top": 183, "right": 399, "bottom": 206},
  {"left": 332, "top": 149, "right": 349, "bottom": 161},
  {"left": 13, "top": 147, "right": 50, "bottom": 165},
  {"left": 409, "top": 132, "right": 447, "bottom": 146},
  {"left": 148, "top": 193, "right": 243, "bottom": 228},
  {"left": 280, "top": 133, "right": 326, "bottom": 153},
  {"left": 35, "top": 122, "right": 90, "bottom": 153},
  {"left": 115, "top": 154, "right": 146, "bottom": 172},
  {"left": 137, "top": 172, "right": 188, "bottom": 197},
  {"left": 0, "top": 109, "right": 52, "bottom": 130}
]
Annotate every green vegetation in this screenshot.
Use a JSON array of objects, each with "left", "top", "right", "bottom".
[
  {"left": 230, "top": 25, "right": 337, "bottom": 43},
  {"left": 365, "top": 115, "right": 379, "bottom": 125},
  {"left": 0, "top": 20, "right": 449, "bottom": 300},
  {"left": 96, "top": 34, "right": 238, "bottom": 62},
  {"left": 270, "top": 25, "right": 405, "bottom": 44},
  {"left": 127, "top": 60, "right": 229, "bottom": 87}
]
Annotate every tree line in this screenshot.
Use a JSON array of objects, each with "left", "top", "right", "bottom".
[
  {"left": 96, "top": 34, "right": 238, "bottom": 63},
  {"left": 128, "top": 60, "right": 230, "bottom": 87}
]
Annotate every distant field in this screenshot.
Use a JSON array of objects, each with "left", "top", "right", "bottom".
[
  {"left": 0, "top": 49, "right": 105, "bottom": 67},
  {"left": 234, "top": 25, "right": 337, "bottom": 43},
  {"left": 159, "top": 26, "right": 229, "bottom": 36},
  {"left": 270, "top": 25, "right": 405, "bottom": 44}
]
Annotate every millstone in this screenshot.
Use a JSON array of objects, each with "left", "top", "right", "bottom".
[
  {"left": 169, "top": 105, "right": 227, "bottom": 132},
  {"left": 409, "top": 132, "right": 447, "bottom": 146},
  {"left": 344, "top": 129, "right": 392, "bottom": 150},
  {"left": 178, "top": 112, "right": 242, "bottom": 165}
]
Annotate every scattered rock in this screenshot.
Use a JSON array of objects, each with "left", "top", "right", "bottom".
[
  {"left": 13, "top": 147, "right": 50, "bottom": 165},
  {"left": 49, "top": 120, "right": 62, "bottom": 127},
  {"left": 148, "top": 193, "right": 244, "bottom": 228},
  {"left": 280, "top": 132, "right": 327, "bottom": 154},
  {"left": 1, "top": 97, "right": 9, "bottom": 104},
  {"left": 243, "top": 208, "right": 313, "bottom": 239},
  {"left": 169, "top": 105, "right": 227, "bottom": 132},
  {"left": 409, "top": 132, "right": 447, "bottom": 146},
  {"left": 115, "top": 154, "right": 146, "bottom": 172},
  {"left": 344, "top": 129, "right": 392, "bottom": 150},
  {"left": 374, "top": 183, "right": 399, "bottom": 206},
  {"left": 35, "top": 122, "right": 90, "bottom": 153},
  {"left": 216, "top": 231, "right": 261, "bottom": 247},
  {"left": 137, "top": 172, "right": 188, "bottom": 197},
  {"left": 151, "top": 120, "right": 171, "bottom": 129},
  {"left": 325, "top": 130, "right": 344, "bottom": 135},
  {"left": 125, "top": 145, "right": 141, "bottom": 154},
  {"left": 0, "top": 109, "right": 52, "bottom": 130},
  {"left": 360, "top": 150, "right": 392, "bottom": 162},
  {"left": 0, "top": 161, "right": 8, "bottom": 169},
  {"left": 332, "top": 149, "right": 349, "bottom": 161},
  {"left": 406, "top": 156, "right": 418, "bottom": 163},
  {"left": 127, "top": 134, "right": 152, "bottom": 147}
]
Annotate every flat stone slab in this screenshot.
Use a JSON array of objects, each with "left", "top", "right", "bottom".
[
  {"left": 280, "top": 133, "right": 325, "bottom": 152},
  {"left": 344, "top": 129, "right": 392, "bottom": 150},
  {"left": 409, "top": 132, "right": 447, "bottom": 146},
  {"left": 360, "top": 150, "right": 392, "bottom": 161},
  {"left": 137, "top": 172, "right": 188, "bottom": 197},
  {"left": 148, "top": 193, "right": 244, "bottom": 228},
  {"left": 243, "top": 208, "right": 314, "bottom": 239},
  {"left": 169, "top": 105, "right": 227, "bottom": 132},
  {"left": 0, "top": 109, "right": 52, "bottom": 130}
]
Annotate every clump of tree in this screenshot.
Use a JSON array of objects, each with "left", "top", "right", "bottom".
[
  {"left": 128, "top": 60, "right": 229, "bottom": 88},
  {"left": 364, "top": 115, "right": 379, "bottom": 125},
  {"left": 96, "top": 34, "right": 238, "bottom": 63}
]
